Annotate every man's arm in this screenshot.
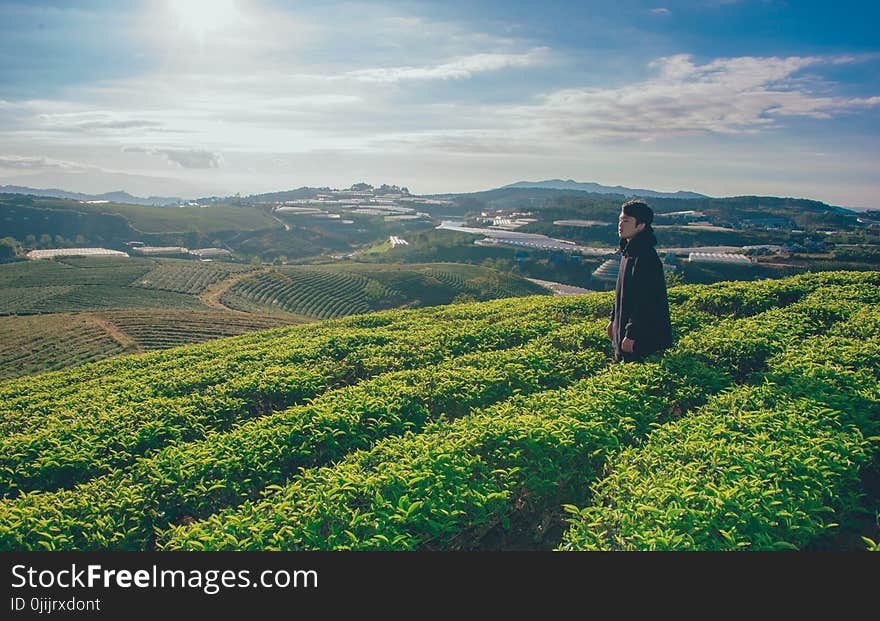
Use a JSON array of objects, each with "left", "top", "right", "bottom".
[{"left": 622, "top": 255, "right": 665, "bottom": 350}]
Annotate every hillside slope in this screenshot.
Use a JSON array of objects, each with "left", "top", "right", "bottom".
[
  {"left": 221, "top": 262, "right": 550, "bottom": 318},
  {"left": 0, "top": 271, "right": 877, "bottom": 551},
  {"left": 0, "top": 258, "right": 547, "bottom": 379}
]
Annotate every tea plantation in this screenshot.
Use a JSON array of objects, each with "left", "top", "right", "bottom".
[
  {"left": 220, "top": 262, "right": 549, "bottom": 319},
  {"left": 0, "top": 271, "right": 877, "bottom": 551},
  {"left": 0, "top": 258, "right": 547, "bottom": 379}
]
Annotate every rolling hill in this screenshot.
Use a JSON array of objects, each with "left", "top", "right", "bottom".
[
  {"left": 220, "top": 262, "right": 550, "bottom": 319},
  {"left": 0, "top": 270, "right": 876, "bottom": 551},
  {"left": 0, "top": 256, "right": 550, "bottom": 379}
]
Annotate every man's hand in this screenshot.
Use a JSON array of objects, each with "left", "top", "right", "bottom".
[
  {"left": 606, "top": 321, "right": 613, "bottom": 340},
  {"left": 621, "top": 337, "right": 635, "bottom": 353}
]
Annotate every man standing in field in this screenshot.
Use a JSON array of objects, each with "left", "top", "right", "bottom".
[{"left": 607, "top": 199, "right": 673, "bottom": 363}]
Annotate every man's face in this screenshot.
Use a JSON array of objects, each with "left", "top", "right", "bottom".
[{"left": 618, "top": 210, "right": 646, "bottom": 240}]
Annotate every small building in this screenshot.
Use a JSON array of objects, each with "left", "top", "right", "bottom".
[
  {"left": 26, "top": 248, "right": 129, "bottom": 260},
  {"left": 658, "top": 210, "right": 705, "bottom": 219},
  {"left": 275, "top": 206, "right": 326, "bottom": 215},
  {"left": 131, "top": 246, "right": 189, "bottom": 256},
  {"left": 189, "top": 248, "right": 231, "bottom": 258},
  {"left": 688, "top": 252, "right": 753, "bottom": 265}
]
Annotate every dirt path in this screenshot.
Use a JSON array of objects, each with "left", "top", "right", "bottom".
[
  {"left": 87, "top": 313, "right": 141, "bottom": 353},
  {"left": 199, "top": 269, "right": 317, "bottom": 324},
  {"left": 198, "top": 269, "right": 266, "bottom": 314},
  {"left": 525, "top": 277, "right": 596, "bottom": 296},
  {"left": 271, "top": 213, "right": 291, "bottom": 231}
]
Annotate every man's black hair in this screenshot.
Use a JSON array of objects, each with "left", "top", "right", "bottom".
[{"left": 621, "top": 199, "right": 654, "bottom": 226}]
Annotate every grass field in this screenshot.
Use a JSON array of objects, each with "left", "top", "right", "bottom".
[{"left": 23, "top": 197, "right": 278, "bottom": 234}]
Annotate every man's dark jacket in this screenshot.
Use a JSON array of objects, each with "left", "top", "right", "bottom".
[{"left": 610, "top": 227, "right": 673, "bottom": 362}]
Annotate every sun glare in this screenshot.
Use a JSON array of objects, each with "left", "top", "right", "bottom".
[{"left": 168, "top": 0, "right": 240, "bottom": 42}]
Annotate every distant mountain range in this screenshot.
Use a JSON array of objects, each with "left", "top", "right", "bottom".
[
  {"left": 0, "top": 185, "right": 182, "bottom": 206},
  {"left": 4, "top": 181, "right": 868, "bottom": 214},
  {"left": 501, "top": 179, "right": 709, "bottom": 199}
]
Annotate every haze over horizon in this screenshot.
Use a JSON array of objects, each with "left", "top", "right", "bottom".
[{"left": 1, "top": 1, "right": 878, "bottom": 209}]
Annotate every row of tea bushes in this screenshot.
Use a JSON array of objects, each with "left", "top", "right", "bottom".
[
  {"left": 0, "top": 322, "right": 609, "bottom": 550},
  {"left": 160, "top": 292, "right": 842, "bottom": 550},
  {"left": 559, "top": 329, "right": 880, "bottom": 550},
  {"left": 0, "top": 317, "right": 558, "bottom": 497}
]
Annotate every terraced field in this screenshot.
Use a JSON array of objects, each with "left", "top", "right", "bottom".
[
  {"left": 131, "top": 259, "right": 258, "bottom": 295},
  {"left": 0, "top": 310, "right": 299, "bottom": 380},
  {"left": 0, "top": 284, "right": 205, "bottom": 315},
  {"left": 332, "top": 262, "right": 548, "bottom": 301},
  {"left": 222, "top": 268, "right": 378, "bottom": 318},
  {"left": 425, "top": 264, "right": 543, "bottom": 299},
  {"left": 0, "top": 258, "right": 306, "bottom": 378},
  {"left": 0, "top": 258, "right": 549, "bottom": 377},
  {"left": 221, "top": 262, "right": 550, "bottom": 319},
  {"left": 95, "top": 310, "right": 293, "bottom": 350},
  {"left": 0, "top": 256, "right": 155, "bottom": 287},
  {"left": 1, "top": 271, "right": 877, "bottom": 551},
  {"left": 0, "top": 313, "right": 128, "bottom": 380},
  {"left": 0, "top": 256, "right": 206, "bottom": 315}
]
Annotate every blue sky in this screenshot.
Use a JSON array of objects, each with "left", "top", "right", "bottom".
[{"left": 0, "top": 0, "right": 877, "bottom": 208}]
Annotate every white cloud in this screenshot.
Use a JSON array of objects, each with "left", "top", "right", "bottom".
[
  {"left": 2, "top": 1, "right": 878, "bottom": 206},
  {"left": 39, "top": 116, "right": 166, "bottom": 134},
  {"left": 122, "top": 147, "right": 222, "bottom": 169},
  {"left": 75, "top": 120, "right": 163, "bottom": 130},
  {"left": 5, "top": 51, "right": 876, "bottom": 162},
  {"left": 0, "top": 155, "right": 90, "bottom": 171},
  {"left": 520, "top": 55, "right": 880, "bottom": 140},
  {"left": 345, "top": 48, "right": 551, "bottom": 83},
  {"left": 357, "top": 53, "right": 880, "bottom": 164},
  {"left": 370, "top": 130, "right": 557, "bottom": 155},
  {"left": 0, "top": 3, "right": 548, "bottom": 155}
]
